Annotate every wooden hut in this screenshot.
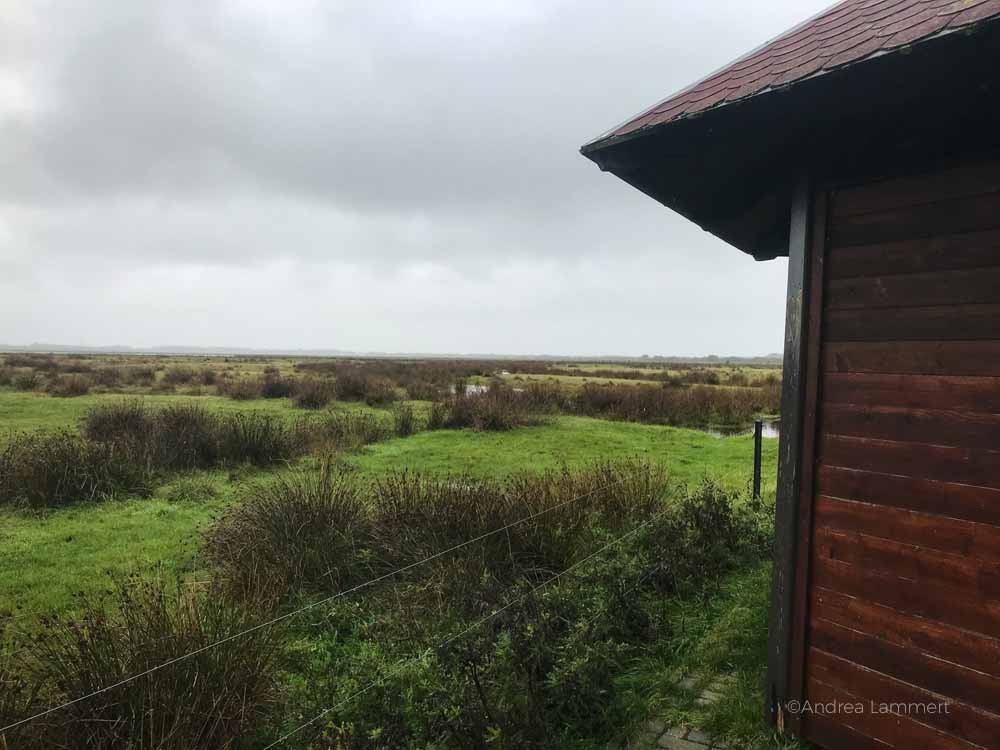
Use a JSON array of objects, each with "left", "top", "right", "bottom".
[{"left": 581, "top": 2, "right": 1000, "bottom": 748}]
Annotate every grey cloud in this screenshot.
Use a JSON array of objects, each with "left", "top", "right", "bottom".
[{"left": 0, "top": 0, "right": 829, "bottom": 355}]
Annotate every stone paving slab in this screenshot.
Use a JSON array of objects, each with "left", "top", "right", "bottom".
[{"left": 620, "top": 672, "right": 730, "bottom": 750}]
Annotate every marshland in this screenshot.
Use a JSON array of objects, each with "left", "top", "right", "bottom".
[{"left": 0, "top": 351, "right": 790, "bottom": 749}]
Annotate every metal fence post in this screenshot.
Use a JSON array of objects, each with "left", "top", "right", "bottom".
[{"left": 753, "top": 419, "right": 763, "bottom": 499}]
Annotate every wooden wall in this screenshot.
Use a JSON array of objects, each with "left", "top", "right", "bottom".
[{"left": 797, "top": 161, "right": 1000, "bottom": 749}]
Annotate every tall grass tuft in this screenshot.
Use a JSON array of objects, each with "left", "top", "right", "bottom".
[
  {"left": 391, "top": 402, "right": 417, "bottom": 437},
  {"left": 441, "top": 384, "right": 541, "bottom": 432},
  {"left": 311, "top": 411, "right": 391, "bottom": 450},
  {"left": 205, "top": 459, "right": 669, "bottom": 603},
  {"left": 0, "top": 431, "right": 150, "bottom": 508},
  {"left": 46, "top": 374, "right": 93, "bottom": 397},
  {"left": 293, "top": 379, "right": 336, "bottom": 409},
  {"left": 2, "top": 575, "right": 281, "bottom": 749},
  {"left": 204, "top": 465, "right": 369, "bottom": 601}
]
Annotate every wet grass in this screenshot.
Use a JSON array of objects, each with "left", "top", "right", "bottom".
[{"left": 347, "top": 416, "right": 777, "bottom": 489}]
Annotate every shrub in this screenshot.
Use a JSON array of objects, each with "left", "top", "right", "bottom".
[
  {"left": 82, "top": 398, "right": 150, "bottom": 442},
  {"left": 311, "top": 411, "right": 391, "bottom": 450},
  {"left": 259, "top": 374, "right": 297, "bottom": 399},
  {"left": 4, "top": 575, "right": 281, "bottom": 749},
  {"left": 443, "top": 385, "right": 539, "bottom": 432},
  {"left": 154, "top": 404, "right": 221, "bottom": 469},
  {"left": 92, "top": 366, "right": 123, "bottom": 387},
  {"left": 391, "top": 402, "right": 417, "bottom": 437},
  {"left": 332, "top": 368, "right": 368, "bottom": 401},
  {"left": 204, "top": 466, "right": 369, "bottom": 601},
  {"left": 426, "top": 400, "right": 447, "bottom": 430},
  {"left": 0, "top": 431, "right": 149, "bottom": 508},
  {"left": 4, "top": 354, "right": 57, "bottom": 371},
  {"left": 217, "top": 412, "right": 303, "bottom": 466},
  {"left": 220, "top": 378, "right": 260, "bottom": 401},
  {"left": 206, "top": 459, "right": 668, "bottom": 606},
  {"left": 126, "top": 366, "right": 156, "bottom": 385},
  {"left": 162, "top": 366, "right": 196, "bottom": 385},
  {"left": 364, "top": 376, "right": 399, "bottom": 406},
  {"left": 0, "top": 367, "right": 13, "bottom": 386},
  {"left": 60, "top": 360, "right": 93, "bottom": 374},
  {"left": 198, "top": 367, "right": 218, "bottom": 386},
  {"left": 293, "top": 379, "right": 336, "bottom": 409},
  {"left": 276, "top": 471, "right": 771, "bottom": 750},
  {"left": 12, "top": 371, "right": 40, "bottom": 391},
  {"left": 406, "top": 381, "right": 441, "bottom": 401},
  {"left": 83, "top": 401, "right": 306, "bottom": 477},
  {"left": 46, "top": 374, "right": 92, "bottom": 397}
]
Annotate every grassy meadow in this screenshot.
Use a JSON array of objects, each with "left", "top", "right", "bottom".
[{"left": 0, "top": 352, "right": 794, "bottom": 750}]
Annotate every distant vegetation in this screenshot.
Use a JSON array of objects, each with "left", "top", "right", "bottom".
[{"left": 0, "top": 352, "right": 780, "bottom": 430}]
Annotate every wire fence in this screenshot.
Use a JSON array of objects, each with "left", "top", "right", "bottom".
[{"left": 1, "top": 476, "right": 638, "bottom": 735}]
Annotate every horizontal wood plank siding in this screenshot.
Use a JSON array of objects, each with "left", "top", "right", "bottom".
[
  {"left": 799, "top": 160, "right": 1000, "bottom": 749},
  {"left": 822, "top": 341, "right": 1000, "bottom": 376}
]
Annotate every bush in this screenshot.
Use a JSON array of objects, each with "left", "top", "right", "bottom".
[
  {"left": 293, "top": 379, "right": 336, "bottom": 409},
  {"left": 46, "top": 374, "right": 92, "bottom": 397},
  {"left": 12, "top": 371, "right": 40, "bottom": 391},
  {"left": 392, "top": 402, "right": 417, "bottom": 437},
  {"left": 126, "top": 366, "right": 156, "bottom": 385},
  {"left": 198, "top": 367, "right": 218, "bottom": 386},
  {"left": 406, "top": 381, "right": 441, "bottom": 401},
  {"left": 92, "top": 366, "right": 123, "bottom": 387},
  {"left": 220, "top": 378, "right": 261, "bottom": 401},
  {"left": 255, "top": 461, "right": 776, "bottom": 750},
  {"left": 82, "top": 398, "right": 149, "bottom": 442},
  {"left": 259, "top": 374, "right": 297, "bottom": 399},
  {"left": 426, "top": 400, "right": 447, "bottom": 430},
  {"left": 443, "top": 384, "right": 540, "bottom": 432},
  {"left": 2, "top": 575, "right": 281, "bottom": 749},
  {"left": 204, "top": 466, "right": 369, "bottom": 601},
  {"left": 83, "top": 400, "right": 306, "bottom": 476},
  {"left": 0, "top": 431, "right": 150, "bottom": 508},
  {"left": 206, "top": 459, "right": 668, "bottom": 606},
  {"left": 311, "top": 411, "right": 391, "bottom": 450},
  {"left": 0, "top": 367, "right": 13, "bottom": 386},
  {"left": 571, "top": 382, "right": 775, "bottom": 427},
  {"left": 217, "top": 412, "right": 304, "bottom": 466},
  {"left": 162, "top": 366, "right": 196, "bottom": 385},
  {"left": 364, "top": 376, "right": 399, "bottom": 406},
  {"left": 333, "top": 368, "right": 368, "bottom": 401}
]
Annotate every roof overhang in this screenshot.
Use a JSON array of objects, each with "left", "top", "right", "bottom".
[{"left": 581, "top": 20, "right": 1000, "bottom": 260}]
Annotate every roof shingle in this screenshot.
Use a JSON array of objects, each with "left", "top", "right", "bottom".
[{"left": 589, "top": 0, "right": 1000, "bottom": 147}]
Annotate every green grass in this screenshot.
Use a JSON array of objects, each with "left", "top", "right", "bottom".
[
  {"left": 0, "top": 404, "right": 776, "bottom": 619},
  {"left": 614, "top": 563, "right": 804, "bottom": 750},
  {"left": 0, "top": 388, "right": 385, "bottom": 439},
  {"left": 348, "top": 416, "right": 777, "bottom": 490}
]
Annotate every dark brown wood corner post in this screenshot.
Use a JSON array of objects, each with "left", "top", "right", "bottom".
[{"left": 765, "top": 176, "right": 813, "bottom": 731}]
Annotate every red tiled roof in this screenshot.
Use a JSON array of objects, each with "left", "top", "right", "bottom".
[{"left": 588, "top": 0, "right": 1000, "bottom": 147}]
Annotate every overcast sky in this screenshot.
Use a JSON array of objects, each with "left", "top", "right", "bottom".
[{"left": 0, "top": 0, "right": 832, "bottom": 357}]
